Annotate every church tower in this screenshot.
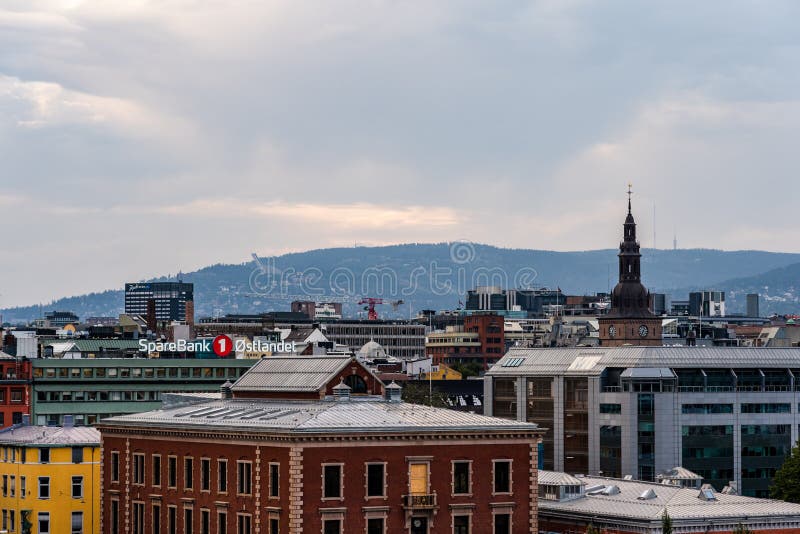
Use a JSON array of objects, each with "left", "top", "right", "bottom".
[{"left": 599, "top": 186, "right": 662, "bottom": 346}]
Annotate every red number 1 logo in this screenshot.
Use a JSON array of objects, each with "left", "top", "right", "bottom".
[{"left": 213, "top": 335, "right": 233, "bottom": 357}]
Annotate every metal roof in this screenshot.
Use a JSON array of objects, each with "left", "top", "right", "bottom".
[
  {"left": 52, "top": 339, "right": 142, "bottom": 352},
  {"left": 539, "top": 470, "right": 584, "bottom": 486},
  {"left": 488, "top": 347, "right": 800, "bottom": 377},
  {"left": 0, "top": 425, "right": 100, "bottom": 447},
  {"left": 231, "top": 356, "right": 359, "bottom": 393},
  {"left": 540, "top": 473, "right": 800, "bottom": 521},
  {"left": 99, "top": 397, "right": 541, "bottom": 435}
]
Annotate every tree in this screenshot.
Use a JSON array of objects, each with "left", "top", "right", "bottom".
[
  {"left": 586, "top": 523, "right": 600, "bottom": 534},
  {"left": 400, "top": 382, "right": 449, "bottom": 408},
  {"left": 771, "top": 439, "right": 800, "bottom": 502},
  {"left": 661, "top": 510, "right": 673, "bottom": 534},
  {"left": 733, "top": 524, "right": 753, "bottom": 534},
  {"left": 450, "top": 362, "right": 483, "bottom": 378}
]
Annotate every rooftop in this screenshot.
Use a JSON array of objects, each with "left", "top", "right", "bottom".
[
  {"left": 99, "top": 397, "right": 540, "bottom": 435},
  {"left": 539, "top": 473, "right": 800, "bottom": 522},
  {"left": 0, "top": 425, "right": 100, "bottom": 447},
  {"left": 489, "top": 346, "right": 800, "bottom": 376},
  {"left": 232, "top": 355, "right": 375, "bottom": 393}
]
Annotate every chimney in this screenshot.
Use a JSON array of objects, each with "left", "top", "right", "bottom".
[
  {"left": 332, "top": 381, "right": 351, "bottom": 402},
  {"left": 220, "top": 381, "right": 233, "bottom": 399},
  {"left": 185, "top": 300, "right": 195, "bottom": 327},
  {"left": 146, "top": 299, "right": 157, "bottom": 333},
  {"left": 63, "top": 415, "right": 74, "bottom": 428},
  {"left": 385, "top": 381, "right": 403, "bottom": 403}
]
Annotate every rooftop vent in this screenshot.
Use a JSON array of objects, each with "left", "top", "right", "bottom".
[
  {"left": 586, "top": 485, "right": 606, "bottom": 495},
  {"left": 637, "top": 489, "right": 657, "bottom": 500},
  {"left": 698, "top": 488, "right": 717, "bottom": 501},
  {"left": 220, "top": 381, "right": 234, "bottom": 399},
  {"left": 601, "top": 485, "right": 620, "bottom": 496},
  {"left": 623, "top": 474, "right": 634, "bottom": 480},
  {"left": 385, "top": 381, "right": 402, "bottom": 403},
  {"left": 721, "top": 485, "right": 737, "bottom": 495},
  {"left": 333, "top": 381, "right": 351, "bottom": 402}
]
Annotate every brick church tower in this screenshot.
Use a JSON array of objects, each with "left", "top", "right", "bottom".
[{"left": 599, "top": 187, "right": 662, "bottom": 346}]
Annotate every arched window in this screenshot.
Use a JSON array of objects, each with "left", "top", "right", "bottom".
[{"left": 344, "top": 374, "right": 368, "bottom": 394}]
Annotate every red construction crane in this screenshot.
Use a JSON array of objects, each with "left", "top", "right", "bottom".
[{"left": 358, "top": 298, "right": 404, "bottom": 320}]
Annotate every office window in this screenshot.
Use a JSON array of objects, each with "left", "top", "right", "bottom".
[
  {"left": 168, "top": 506, "right": 177, "bottom": 534},
  {"left": 200, "top": 509, "right": 210, "bottom": 534},
  {"left": 153, "top": 454, "right": 162, "bottom": 487},
  {"left": 453, "top": 461, "right": 471, "bottom": 495},
  {"left": 185, "top": 458, "right": 194, "bottom": 489},
  {"left": 39, "top": 476, "right": 50, "bottom": 499},
  {"left": 72, "top": 447, "right": 84, "bottom": 464},
  {"left": 9, "top": 511, "right": 14, "bottom": 532},
  {"left": 72, "top": 476, "right": 83, "bottom": 498},
  {"left": 269, "top": 518, "right": 279, "bottom": 534},
  {"left": 237, "top": 514, "right": 252, "bottom": 534},
  {"left": 323, "top": 464, "right": 342, "bottom": 499},
  {"left": 184, "top": 508, "right": 193, "bottom": 534},
  {"left": 132, "top": 503, "right": 144, "bottom": 534},
  {"left": 40, "top": 448, "right": 50, "bottom": 464},
  {"left": 20, "top": 475, "right": 26, "bottom": 497},
  {"left": 323, "top": 520, "right": 341, "bottom": 534},
  {"left": 153, "top": 503, "right": 161, "bottom": 534},
  {"left": 494, "top": 513, "right": 510, "bottom": 534},
  {"left": 201, "top": 458, "right": 211, "bottom": 491},
  {"left": 269, "top": 463, "right": 279, "bottom": 498},
  {"left": 38, "top": 512, "right": 50, "bottom": 534},
  {"left": 237, "top": 461, "right": 252, "bottom": 495},
  {"left": 454, "top": 515, "right": 469, "bottom": 534},
  {"left": 9, "top": 475, "right": 14, "bottom": 497},
  {"left": 218, "top": 459, "right": 228, "bottom": 492},
  {"left": 1, "top": 474, "right": 6, "bottom": 496},
  {"left": 366, "top": 463, "right": 385, "bottom": 498},
  {"left": 110, "top": 451, "right": 119, "bottom": 482},
  {"left": 493, "top": 460, "right": 511, "bottom": 494},
  {"left": 133, "top": 453, "right": 145, "bottom": 485},
  {"left": 2, "top": 510, "right": 6, "bottom": 532},
  {"left": 367, "top": 518, "right": 384, "bottom": 534},
  {"left": 218, "top": 511, "right": 228, "bottom": 534},
  {"left": 110, "top": 500, "right": 120, "bottom": 534},
  {"left": 168, "top": 456, "right": 177, "bottom": 488}
]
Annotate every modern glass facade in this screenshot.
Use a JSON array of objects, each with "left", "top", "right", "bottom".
[
  {"left": 526, "top": 378, "right": 554, "bottom": 470},
  {"left": 492, "top": 379, "right": 517, "bottom": 419},
  {"left": 637, "top": 394, "right": 655, "bottom": 481},
  {"left": 682, "top": 425, "right": 734, "bottom": 492},
  {"left": 599, "top": 425, "right": 622, "bottom": 478},
  {"left": 564, "top": 378, "right": 588, "bottom": 474},
  {"left": 741, "top": 424, "right": 791, "bottom": 497}
]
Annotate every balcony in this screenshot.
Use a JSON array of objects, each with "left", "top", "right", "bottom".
[{"left": 403, "top": 493, "right": 437, "bottom": 509}]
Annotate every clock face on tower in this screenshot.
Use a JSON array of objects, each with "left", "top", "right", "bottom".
[
  {"left": 608, "top": 325, "right": 617, "bottom": 338},
  {"left": 638, "top": 325, "right": 649, "bottom": 337}
]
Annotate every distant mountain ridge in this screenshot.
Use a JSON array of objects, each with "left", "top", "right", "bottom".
[{"left": 3, "top": 243, "right": 800, "bottom": 323}]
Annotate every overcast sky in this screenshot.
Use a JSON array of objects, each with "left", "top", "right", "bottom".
[{"left": 2, "top": 0, "right": 800, "bottom": 307}]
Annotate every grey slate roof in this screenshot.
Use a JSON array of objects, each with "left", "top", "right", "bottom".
[
  {"left": 489, "top": 346, "right": 800, "bottom": 377},
  {"left": 0, "top": 425, "right": 100, "bottom": 447},
  {"left": 100, "top": 398, "right": 541, "bottom": 435},
  {"left": 539, "top": 474, "right": 800, "bottom": 522},
  {"left": 231, "top": 356, "right": 374, "bottom": 393}
]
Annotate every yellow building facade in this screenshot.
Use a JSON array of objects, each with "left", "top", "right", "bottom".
[{"left": 0, "top": 424, "right": 100, "bottom": 534}]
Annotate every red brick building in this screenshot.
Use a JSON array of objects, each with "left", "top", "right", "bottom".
[
  {"left": 426, "top": 313, "right": 505, "bottom": 369},
  {"left": 0, "top": 354, "right": 31, "bottom": 428},
  {"left": 99, "top": 356, "right": 543, "bottom": 534}
]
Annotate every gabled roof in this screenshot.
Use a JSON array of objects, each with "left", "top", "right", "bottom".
[{"left": 231, "top": 356, "right": 373, "bottom": 393}]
